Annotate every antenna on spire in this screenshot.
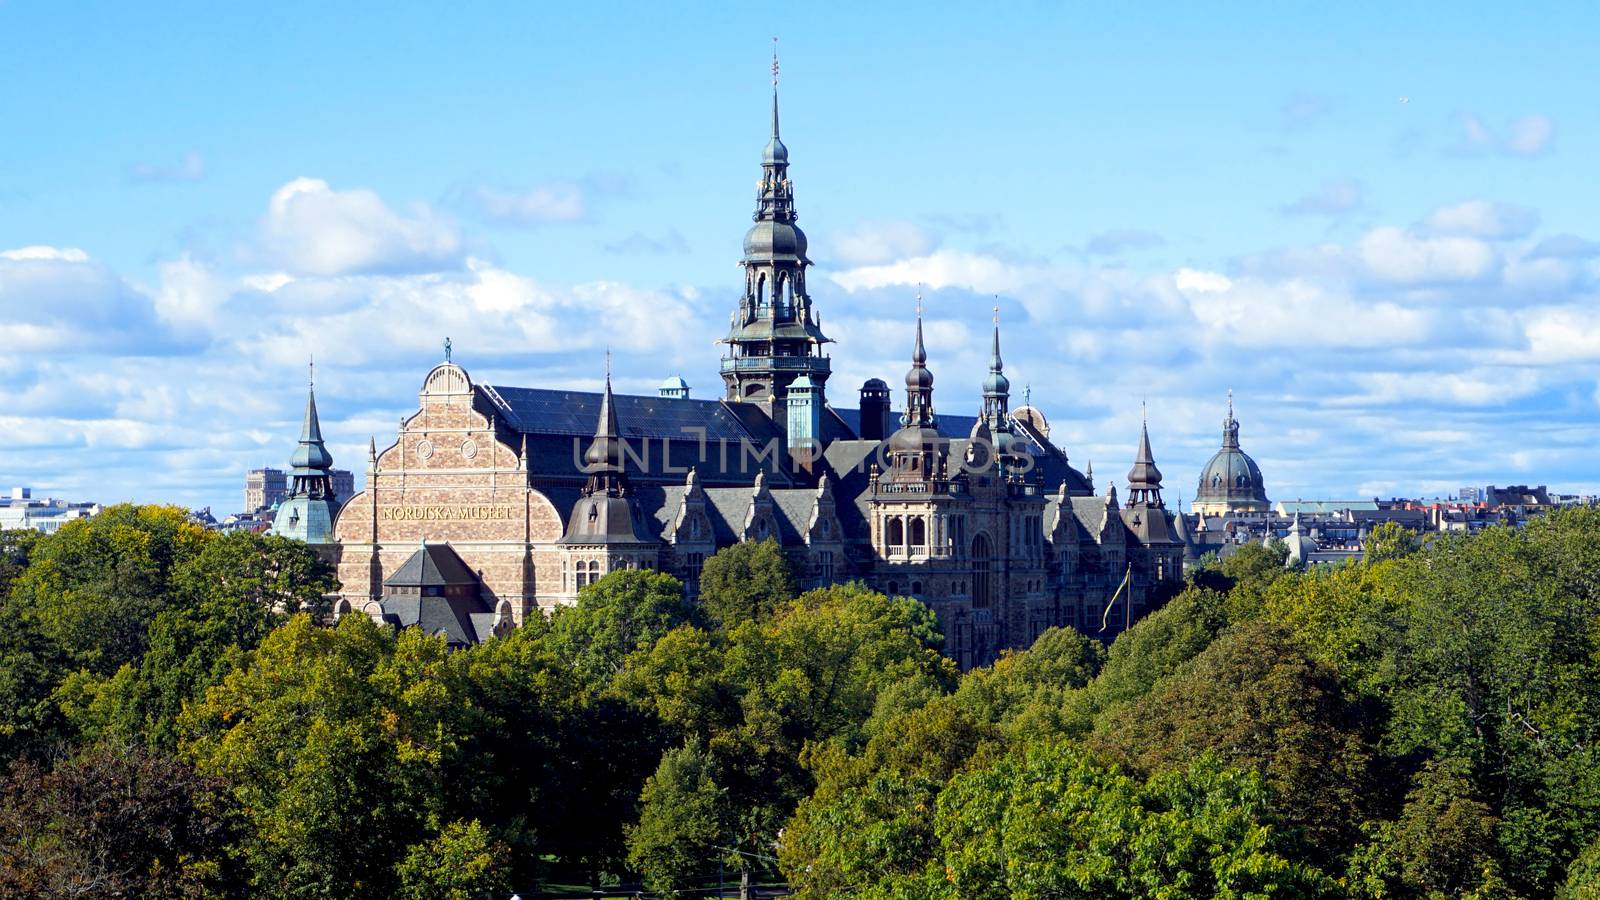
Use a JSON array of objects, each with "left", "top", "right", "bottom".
[
  {"left": 1142, "top": 398, "right": 1147, "bottom": 423},
  {"left": 308, "top": 355, "right": 314, "bottom": 389},
  {"left": 605, "top": 345, "right": 612, "bottom": 382}
]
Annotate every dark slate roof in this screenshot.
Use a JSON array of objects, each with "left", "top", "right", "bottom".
[
  {"left": 380, "top": 594, "right": 494, "bottom": 646},
  {"left": 483, "top": 386, "right": 754, "bottom": 442},
  {"left": 384, "top": 543, "right": 480, "bottom": 588}
]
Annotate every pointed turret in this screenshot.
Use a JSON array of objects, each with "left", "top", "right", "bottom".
[
  {"left": 1126, "top": 409, "right": 1165, "bottom": 508},
  {"left": 272, "top": 360, "right": 341, "bottom": 544},
  {"left": 581, "top": 371, "right": 626, "bottom": 497},
  {"left": 562, "top": 365, "right": 654, "bottom": 546},
  {"left": 885, "top": 296, "right": 945, "bottom": 483}
]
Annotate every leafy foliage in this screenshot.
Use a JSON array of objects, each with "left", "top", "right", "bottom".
[{"left": 5, "top": 506, "right": 1600, "bottom": 897}]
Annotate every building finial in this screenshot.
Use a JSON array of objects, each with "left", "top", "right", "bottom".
[
  {"left": 1024, "top": 383, "right": 1031, "bottom": 407},
  {"left": 444, "top": 336, "right": 452, "bottom": 363},
  {"left": 1228, "top": 387, "right": 1234, "bottom": 419},
  {"left": 770, "top": 37, "right": 781, "bottom": 139},
  {"left": 308, "top": 354, "right": 315, "bottom": 389}
]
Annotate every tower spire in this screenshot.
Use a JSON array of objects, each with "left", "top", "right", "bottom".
[
  {"left": 582, "top": 364, "right": 627, "bottom": 497},
  {"left": 1126, "top": 414, "right": 1164, "bottom": 508},
  {"left": 982, "top": 300, "right": 1011, "bottom": 430},
  {"left": 771, "top": 36, "right": 780, "bottom": 139},
  {"left": 902, "top": 290, "right": 935, "bottom": 428},
  {"left": 719, "top": 46, "right": 831, "bottom": 404}
]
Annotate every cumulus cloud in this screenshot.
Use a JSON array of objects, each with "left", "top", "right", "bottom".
[
  {"left": 0, "top": 246, "right": 182, "bottom": 353},
  {"left": 453, "top": 182, "right": 588, "bottom": 226},
  {"left": 127, "top": 151, "right": 205, "bottom": 184},
  {"left": 1281, "top": 178, "right": 1364, "bottom": 216},
  {"left": 257, "top": 177, "right": 463, "bottom": 276},
  {"left": 827, "top": 221, "right": 939, "bottom": 266},
  {"left": 1454, "top": 113, "right": 1555, "bottom": 157},
  {"left": 1423, "top": 200, "right": 1538, "bottom": 240},
  {"left": 1357, "top": 226, "right": 1497, "bottom": 284},
  {"left": 829, "top": 248, "right": 1036, "bottom": 294}
]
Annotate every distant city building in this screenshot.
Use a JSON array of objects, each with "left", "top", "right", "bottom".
[
  {"left": 1458, "top": 486, "right": 1484, "bottom": 503},
  {"left": 0, "top": 487, "right": 100, "bottom": 534},
  {"left": 1191, "top": 394, "right": 1270, "bottom": 516},
  {"left": 245, "top": 468, "right": 286, "bottom": 513},
  {"left": 246, "top": 466, "right": 350, "bottom": 515}
]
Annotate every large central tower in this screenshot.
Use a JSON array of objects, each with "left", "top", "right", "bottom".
[{"left": 719, "top": 56, "right": 833, "bottom": 406}]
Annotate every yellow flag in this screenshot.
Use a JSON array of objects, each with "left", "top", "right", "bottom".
[{"left": 1100, "top": 563, "right": 1132, "bottom": 633}]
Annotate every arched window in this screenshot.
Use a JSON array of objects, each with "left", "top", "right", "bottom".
[
  {"left": 887, "top": 581, "right": 899, "bottom": 596},
  {"left": 971, "top": 534, "right": 993, "bottom": 609},
  {"left": 756, "top": 273, "right": 767, "bottom": 310},
  {"left": 909, "top": 517, "right": 926, "bottom": 548},
  {"left": 911, "top": 580, "right": 922, "bottom": 595},
  {"left": 885, "top": 517, "right": 904, "bottom": 551}
]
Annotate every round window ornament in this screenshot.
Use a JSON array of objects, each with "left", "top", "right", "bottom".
[
  {"left": 462, "top": 438, "right": 479, "bottom": 460},
  {"left": 416, "top": 439, "right": 434, "bottom": 461}
]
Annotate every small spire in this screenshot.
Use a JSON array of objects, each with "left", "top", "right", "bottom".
[
  {"left": 771, "top": 37, "right": 781, "bottom": 138},
  {"left": 367, "top": 435, "right": 377, "bottom": 462},
  {"left": 912, "top": 289, "right": 927, "bottom": 365},
  {"left": 990, "top": 303, "right": 1002, "bottom": 372}
]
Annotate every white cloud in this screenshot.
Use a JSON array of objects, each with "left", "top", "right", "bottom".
[
  {"left": 1, "top": 245, "right": 90, "bottom": 262},
  {"left": 258, "top": 177, "right": 463, "bottom": 276},
  {"left": 829, "top": 248, "right": 1036, "bottom": 294},
  {"left": 1174, "top": 268, "right": 1232, "bottom": 294},
  {"left": 1455, "top": 113, "right": 1555, "bottom": 157},
  {"left": 1423, "top": 200, "right": 1538, "bottom": 240},
  {"left": 1357, "top": 226, "right": 1497, "bottom": 284},
  {"left": 1507, "top": 115, "right": 1556, "bottom": 155},
  {"left": 828, "top": 221, "right": 938, "bottom": 266},
  {"left": 456, "top": 182, "right": 589, "bottom": 226}
]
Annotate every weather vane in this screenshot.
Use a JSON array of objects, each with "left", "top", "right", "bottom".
[
  {"left": 308, "top": 354, "right": 314, "bottom": 388},
  {"left": 444, "top": 336, "right": 452, "bottom": 363},
  {"left": 772, "top": 36, "right": 779, "bottom": 88}
]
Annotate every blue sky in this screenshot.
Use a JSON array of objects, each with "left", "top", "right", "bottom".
[{"left": 2, "top": 2, "right": 1598, "bottom": 513}]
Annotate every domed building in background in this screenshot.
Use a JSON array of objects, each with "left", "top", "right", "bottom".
[{"left": 1192, "top": 393, "right": 1270, "bottom": 516}]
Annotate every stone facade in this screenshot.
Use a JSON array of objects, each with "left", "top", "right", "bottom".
[
  {"left": 315, "top": 81, "right": 1186, "bottom": 668},
  {"left": 332, "top": 363, "right": 566, "bottom": 625}
]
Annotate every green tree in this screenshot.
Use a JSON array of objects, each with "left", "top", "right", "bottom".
[
  {"left": 60, "top": 531, "right": 337, "bottom": 749},
  {"left": 1346, "top": 759, "right": 1500, "bottom": 898},
  {"left": 697, "top": 538, "right": 798, "bottom": 626},
  {"left": 781, "top": 696, "right": 999, "bottom": 898},
  {"left": 1363, "top": 520, "right": 1421, "bottom": 563},
  {"left": 0, "top": 744, "right": 242, "bottom": 897},
  {"left": 1089, "top": 619, "right": 1377, "bottom": 865},
  {"left": 396, "top": 819, "right": 512, "bottom": 900},
  {"left": 627, "top": 741, "right": 723, "bottom": 896},
  {"left": 181, "top": 614, "right": 465, "bottom": 897},
  {"left": 546, "top": 568, "right": 701, "bottom": 685},
  {"left": 898, "top": 743, "right": 1329, "bottom": 899}
]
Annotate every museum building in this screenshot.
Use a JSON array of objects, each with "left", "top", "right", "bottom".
[{"left": 293, "top": 82, "right": 1187, "bottom": 667}]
